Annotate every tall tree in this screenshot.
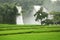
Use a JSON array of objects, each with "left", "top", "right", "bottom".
[{"left": 34, "top": 7, "right": 48, "bottom": 25}]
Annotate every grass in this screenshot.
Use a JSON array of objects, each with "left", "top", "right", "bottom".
[
  {"left": 0, "top": 32, "right": 60, "bottom": 40},
  {"left": 0, "top": 24, "right": 60, "bottom": 40}
]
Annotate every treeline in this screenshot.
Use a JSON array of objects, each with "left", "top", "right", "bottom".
[
  {"left": 34, "top": 7, "right": 60, "bottom": 25},
  {"left": 45, "top": 11, "right": 60, "bottom": 25},
  {"left": 0, "top": 3, "right": 18, "bottom": 24},
  {"left": 0, "top": 0, "right": 43, "bottom": 5}
]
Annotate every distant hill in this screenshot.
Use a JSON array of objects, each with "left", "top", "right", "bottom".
[{"left": 0, "top": 0, "right": 43, "bottom": 5}]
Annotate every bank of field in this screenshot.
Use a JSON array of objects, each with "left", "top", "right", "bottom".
[{"left": 0, "top": 24, "right": 60, "bottom": 40}]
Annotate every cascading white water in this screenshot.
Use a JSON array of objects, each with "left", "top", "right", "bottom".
[
  {"left": 22, "top": 5, "right": 48, "bottom": 25},
  {"left": 16, "top": 6, "right": 24, "bottom": 25},
  {"left": 16, "top": 5, "right": 48, "bottom": 25}
]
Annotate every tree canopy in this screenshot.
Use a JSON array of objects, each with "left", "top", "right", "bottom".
[
  {"left": 0, "top": 3, "right": 18, "bottom": 24},
  {"left": 50, "top": 11, "right": 60, "bottom": 24},
  {"left": 34, "top": 7, "right": 48, "bottom": 25}
]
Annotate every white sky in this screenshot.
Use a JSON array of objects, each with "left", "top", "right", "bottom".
[{"left": 51, "top": 0, "right": 57, "bottom": 2}]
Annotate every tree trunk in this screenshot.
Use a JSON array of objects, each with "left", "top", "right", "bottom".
[{"left": 40, "top": 19, "right": 42, "bottom": 25}]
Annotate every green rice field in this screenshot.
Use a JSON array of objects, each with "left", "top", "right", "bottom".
[{"left": 0, "top": 24, "right": 60, "bottom": 40}]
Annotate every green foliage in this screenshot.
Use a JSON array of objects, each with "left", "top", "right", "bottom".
[
  {"left": 42, "top": 19, "right": 53, "bottom": 25},
  {"left": 50, "top": 11, "right": 60, "bottom": 24},
  {"left": 34, "top": 7, "right": 48, "bottom": 25},
  {"left": 0, "top": 3, "right": 18, "bottom": 24}
]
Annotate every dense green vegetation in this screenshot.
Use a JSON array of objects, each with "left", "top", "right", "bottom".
[
  {"left": 50, "top": 11, "right": 60, "bottom": 24},
  {"left": 0, "top": 3, "right": 18, "bottom": 24},
  {"left": 0, "top": 25, "right": 60, "bottom": 40}
]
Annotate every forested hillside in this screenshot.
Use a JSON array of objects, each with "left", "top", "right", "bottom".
[
  {"left": 0, "top": 0, "right": 44, "bottom": 13},
  {"left": 0, "top": 0, "right": 43, "bottom": 5}
]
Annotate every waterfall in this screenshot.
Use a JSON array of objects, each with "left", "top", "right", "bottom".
[
  {"left": 16, "top": 5, "right": 47, "bottom": 25},
  {"left": 22, "top": 5, "right": 47, "bottom": 25},
  {"left": 16, "top": 6, "right": 24, "bottom": 25}
]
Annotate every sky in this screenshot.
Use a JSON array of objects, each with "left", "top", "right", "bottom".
[{"left": 51, "top": 0, "right": 57, "bottom": 2}]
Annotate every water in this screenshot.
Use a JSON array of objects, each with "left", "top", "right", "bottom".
[
  {"left": 16, "top": 6, "right": 24, "bottom": 25},
  {"left": 16, "top": 5, "right": 48, "bottom": 25}
]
